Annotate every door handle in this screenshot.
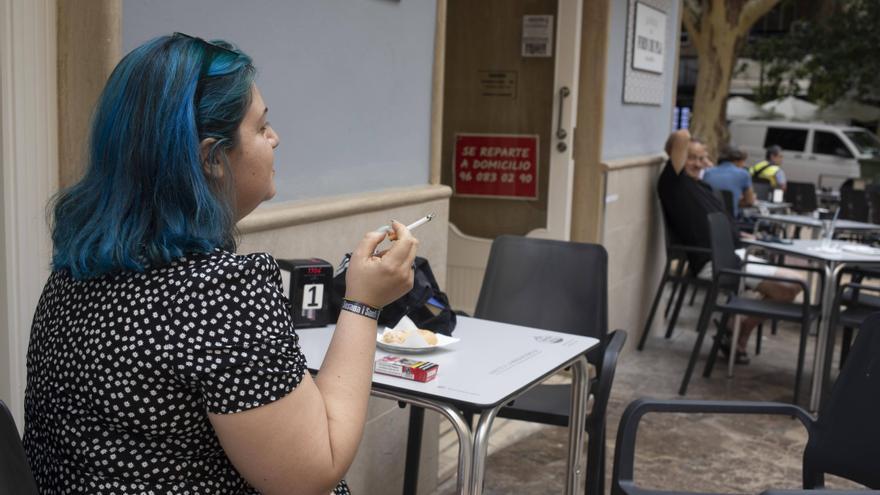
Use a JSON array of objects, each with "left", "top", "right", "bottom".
[{"left": 556, "top": 86, "right": 570, "bottom": 152}]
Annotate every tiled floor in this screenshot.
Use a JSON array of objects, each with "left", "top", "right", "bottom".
[{"left": 432, "top": 288, "right": 862, "bottom": 494}]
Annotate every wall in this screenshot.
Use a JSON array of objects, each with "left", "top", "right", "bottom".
[
  {"left": 122, "top": 0, "right": 436, "bottom": 202},
  {"left": 0, "top": 0, "right": 58, "bottom": 428},
  {"left": 600, "top": 0, "right": 679, "bottom": 347},
  {"left": 601, "top": 0, "right": 678, "bottom": 160}
]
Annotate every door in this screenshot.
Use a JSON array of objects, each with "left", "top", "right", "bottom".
[{"left": 442, "top": 0, "right": 582, "bottom": 313}]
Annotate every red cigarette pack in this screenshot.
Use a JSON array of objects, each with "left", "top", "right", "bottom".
[{"left": 374, "top": 356, "right": 438, "bottom": 382}]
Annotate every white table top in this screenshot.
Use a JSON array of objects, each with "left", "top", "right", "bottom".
[
  {"left": 754, "top": 201, "right": 791, "bottom": 210},
  {"left": 744, "top": 238, "right": 880, "bottom": 264},
  {"left": 296, "top": 316, "right": 600, "bottom": 408},
  {"left": 755, "top": 214, "right": 880, "bottom": 232}
]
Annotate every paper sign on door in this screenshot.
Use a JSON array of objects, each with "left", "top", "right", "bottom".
[{"left": 453, "top": 134, "right": 539, "bottom": 200}]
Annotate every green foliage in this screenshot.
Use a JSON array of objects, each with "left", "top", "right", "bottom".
[{"left": 745, "top": 0, "right": 880, "bottom": 105}]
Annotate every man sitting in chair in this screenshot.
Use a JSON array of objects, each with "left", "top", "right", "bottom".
[
  {"left": 703, "top": 144, "right": 756, "bottom": 219},
  {"left": 657, "top": 130, "right": 802, "bottom": 364}
]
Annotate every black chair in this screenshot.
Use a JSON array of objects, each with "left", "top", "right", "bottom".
[
  {"left": 753, "top": 179, "right": 773, "bottom": 201},
  {"left": 868, "top": 189, "right": 880, "bottom": 225},
  {"left": 679, "top": 212, "right": 822, "bottom": 405},
  {"left": 839, "top": 187, "right": 869, "bottom": 222},
  {"left": 612, "top": 312, "right": 880, "bottom": 495},
  {"left": 0, "top": 401, "right": 38, "bottom": 494},
  {"left": 468, "top": 235, "right": 626, "bottom": 495},
  {"left": 712, "top": 189, "right": 736, "bottom": 218},
  {"left": 637, "top": 216, "right": 712, "bottom": 351},
  {"left": 831, "top": 280, "right": 880, "bottom": 369},
  {"left": 784, "top": 181, "right": 818, "bottom": 214}
]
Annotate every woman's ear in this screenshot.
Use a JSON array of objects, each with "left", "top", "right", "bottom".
[{"left": 199, "top": 138, "right": 224, "bottom": 180}]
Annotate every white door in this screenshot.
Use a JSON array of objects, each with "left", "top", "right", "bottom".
[{"left": 444, "top": 0, "right": 583, "bottom": 314}]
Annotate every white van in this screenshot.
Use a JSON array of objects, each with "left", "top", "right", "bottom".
[{"left": 729, "top": 120, "right": 880, "bottom": 190}]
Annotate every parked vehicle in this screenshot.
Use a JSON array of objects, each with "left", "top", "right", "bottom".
[{"left": 729, "top": 120, "right": 880, "bottom": 190}]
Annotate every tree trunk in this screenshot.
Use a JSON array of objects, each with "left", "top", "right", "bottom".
[
  {"left": 690, "top": 23, "right": 738, "bottom": 159},
  {"left": 684, "top": 0, "right": 782, "bottom": 159}
]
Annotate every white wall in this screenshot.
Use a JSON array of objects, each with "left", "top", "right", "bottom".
[
  {"left": 599, "top": 0, "right": 680, "bottom": 347},
  {"left": 601, "top": 0, "right": 679, "bottom": 160},
  {"left": 123, "top": 0, "right": 436, "bottom": 203},
  {"left": 0, "top": 0, "right": 58, "bottom": 426}
]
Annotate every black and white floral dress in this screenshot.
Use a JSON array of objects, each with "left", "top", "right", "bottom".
[{"left": 23, "top": 249, "right": 350, "bottom": 494}]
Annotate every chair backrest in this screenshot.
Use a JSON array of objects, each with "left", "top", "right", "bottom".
[
  {"left": 752, "top": 180, "right": 773, "bottom": 201},
  {"left": 870, "top": 190, "right": 880, "bottom": 225},
  {"left": 0, "top": 401, "right": 38, "bottom": 494},
  {"left": 712, "top": 189, "right": 735, "bottom": 217},
  {"left": 706, "top": 212, "right": 742, "bottom": 292},
  {"left": 784, "top": 181, "right": 818, "bottom": 213},
  {"left": 803, "top": 312, "right": 880, "bottom": 489},
  {"left": 474, "top": 235, "right": 608, "bottom": 365},
  {"left": 839, "top": 188, "right": 869, "bottom": 222}
]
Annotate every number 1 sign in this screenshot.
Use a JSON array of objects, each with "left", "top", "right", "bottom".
[{"left": 276, "top": 259, "right": 334, "bottom": 328}]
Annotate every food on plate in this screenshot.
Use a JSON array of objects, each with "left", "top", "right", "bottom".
[
  {"left": 382, "top": 329, "right": 410, "bottom": 345},
  {"left": 381, "top": 328, "right": 439, "bottom": 346},
  {"left": 417, "top": 329, "right": 438, "bottom": 346}
]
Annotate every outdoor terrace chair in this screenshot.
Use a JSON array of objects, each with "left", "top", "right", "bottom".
[
  {"left": 680, "top": 212, "right": 823, "bottom": 405},
  {"left": 753, "top": 179, "right": 773, "bottom": 201},
  {"left": 0, "top": 401, "right": 38, "bottom": 494},
  {"left": 637, "top": 215, "right": 712, "bottom": 350},
  {"left": 612, "top": 312, "right": 880, "bottom": 495},
  {"left": 839, "top": 187, "right": 869, "bottom": 222},
  {"left": 831, "top": 277, "right": 880, "bottom": 370},
  {"left": 784, "top": 181, "right": 818, "bottom": 214},
  {"left": 467, "top": 235, "right": 626, "bottom": 495}
]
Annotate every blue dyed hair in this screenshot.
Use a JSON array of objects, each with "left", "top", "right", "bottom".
[{"left": 51, "top": 34, "right": 256, "bottom": 279}]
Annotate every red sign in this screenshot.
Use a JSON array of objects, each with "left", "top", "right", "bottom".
[{"left": 453, "top": 134, "right": 538, "bottom": 199}]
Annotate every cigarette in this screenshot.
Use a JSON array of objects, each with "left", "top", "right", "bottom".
[{"left": 375, "top": 214, "right": 434, "bottom": 234}]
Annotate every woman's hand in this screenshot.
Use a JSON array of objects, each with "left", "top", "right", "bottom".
[{"left": 344, "top": 220, "right": 418, "bottom": 309}]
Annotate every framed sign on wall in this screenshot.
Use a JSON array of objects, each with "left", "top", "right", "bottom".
[
  {"left": 631, "top": 2, "right": 665, "bottom": 74},
  {"left": 622, "top": 0, "right": 671, "bottom": 105}
]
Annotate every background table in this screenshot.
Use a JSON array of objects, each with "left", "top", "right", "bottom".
[
  {"left": 753, "top": 214, "right": 880, "bottom": 238},
  {"left": 743, "top": 239, "right": 880, "bottom": 411},
  {"left": 296, "top": 316, "right": 599, "bottom": 495}
]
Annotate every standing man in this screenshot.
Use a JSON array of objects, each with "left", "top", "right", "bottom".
[{"left": 749, "top": 145, "right": 787, "bottom": 190}]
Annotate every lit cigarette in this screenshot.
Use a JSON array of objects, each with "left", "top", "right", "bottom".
[{"left": 376, "top": 213, "right": 435, "bottom": 234}]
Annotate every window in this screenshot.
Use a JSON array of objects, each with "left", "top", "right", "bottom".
[
  {"left": 844, "top": 130, "right": 880, "bottom": 157},
  {"left": 764, "top": 127, "right": 807, "bottom": 152},
  {"left": 813, "top": 131, "right": 852, "bottom": 157}
]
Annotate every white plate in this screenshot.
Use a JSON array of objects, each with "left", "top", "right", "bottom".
[
  {"left": 376, "top": 332, "right": 460, "bottom": 354},
  {"left": 841, "top": 244, "right": 880, "bottom": 256}
]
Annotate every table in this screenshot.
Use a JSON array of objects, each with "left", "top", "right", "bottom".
[
  {"left": 753, "top": 214, "right": 880, "bottom": 238},
  {"left": 755, "top": 201, "right": 792, "bottom": 212},
  {"left": 296, "top": 316, "right": 599, "bottom": 495},
  {"left": 742, "top": 239, "right": 880, "bottom": 411}
]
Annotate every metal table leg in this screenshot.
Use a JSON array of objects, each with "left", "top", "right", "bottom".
[
  {"left": 371, "top": 389, "right": 474, "bottom": 495},
  {"left": 469, "top": 355, "right": 589, "bottom": 495},
  {"left": 565, "top": 356, "right": 589, "bottom": 495},
  {"left": 809, "top": 262, "right": 844, "bottom": 411},
  {"left": 470, "top": 405, "right": 502, "bottom": 495},
  {"left": 402, "top": 406, "right": 425, "bottom": 495}
]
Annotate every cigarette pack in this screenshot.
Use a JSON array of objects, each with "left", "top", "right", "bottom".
[{"left": 374, "top": 356, "right": 438, "bottom": 383}]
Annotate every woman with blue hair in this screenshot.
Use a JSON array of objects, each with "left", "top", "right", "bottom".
[{"left": 23, "top": 33, "right": 417, "bottom": 494}]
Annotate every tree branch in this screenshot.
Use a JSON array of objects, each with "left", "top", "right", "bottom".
[
  {"left": 682, "top": 0, "right": 701, "bottom": 44},
  {"left": 737, "top": 0, "right": 782, "bottom": 37}
]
